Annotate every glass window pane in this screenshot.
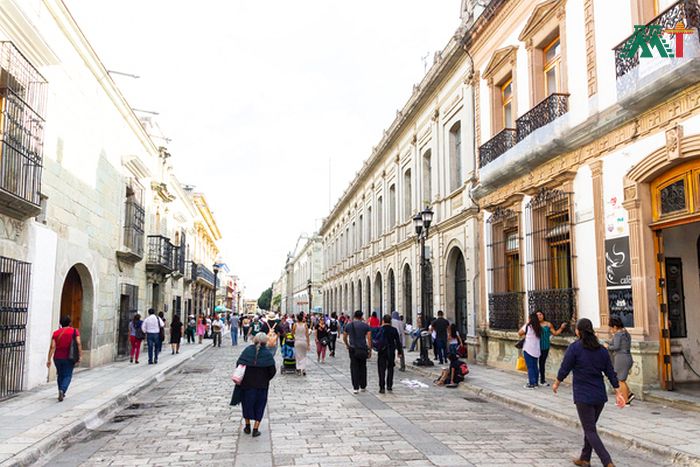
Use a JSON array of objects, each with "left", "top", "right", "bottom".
[
  {"left": 505, "top": 231, "right": 518, "bottom": 251},
  {"left": 545, "top": 39, "right": 560, "bottom": 64},
  {"left": 660, "top": 179, "right": 687, "bottom": 215},
  {"left": 546, "top": 67, "right": 558, "bottom": 95},
  {"left": 504, "top": 102, "right": 513, "bottom": 128},
  {"left": 502, "top": 81, "right": 512, "bottom": 100}
]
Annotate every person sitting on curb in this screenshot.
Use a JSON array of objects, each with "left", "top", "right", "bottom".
[{"left": 434, "top": 353, "right": 468, "bottom": 387}]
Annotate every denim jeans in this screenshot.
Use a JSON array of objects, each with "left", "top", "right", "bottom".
[
  {"left": 523, "top": 351, "right": 539, "bottom": 386},
  {"left": 231, "top": 328, "right": 238, "bottom": 345},
  {"left": 146, "top": 332, "right": 160, "bottom": 363},
  {"left": 434, "top": 339, "right": 447, "bottom": 363},
  {"left": 54, "top": 358, "right": 75, "bottom": 394},
  {"left": 409, "top": 330, "right": 421, "bottom": 352}
]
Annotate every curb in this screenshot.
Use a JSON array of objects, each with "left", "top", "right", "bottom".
[
  {"left": 3, "top": 342, "right": 214, "bottom": 467},
  {"left": 408, "top": 364, "right": 700, "bottom": 467}
]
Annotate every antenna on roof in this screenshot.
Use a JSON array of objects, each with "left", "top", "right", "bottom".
[{"left": 421, "top": 52, "right": 430, "bottom": 74}]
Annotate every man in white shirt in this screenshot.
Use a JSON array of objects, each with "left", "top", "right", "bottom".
[
  {"left": 211, "top": 313, "right": 223, "bottom": 347},
  {"left": 141, "top": 308, "right": 164, "bottom": 364}
]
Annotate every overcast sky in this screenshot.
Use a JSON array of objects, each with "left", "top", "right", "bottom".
[{"left": 65, "top": 0, "right": 461, "bottom": 299}]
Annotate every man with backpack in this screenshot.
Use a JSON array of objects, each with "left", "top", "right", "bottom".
[
  {"left": 375, "top": 314, "right": 404, "bottom": 394},
  {"left": 343, "top": 310, "right": 372, "bottom": 394},
  {"left": 328, "top": 312, "right": 339, "bottom": 357}
]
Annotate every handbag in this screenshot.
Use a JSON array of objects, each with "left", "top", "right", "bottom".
[
  {"left": 456, "top": 344, "right": 467, "bottom": 358},
  {"left": 516, "top": 355, "right": 527, "bottom": 372},
  {"left": 514, "top": 338, "right": 525, "bottom": 350},
  {"left": 68, "top": 329, "right": 80, "bottom": 363},
  {"left": 231, "top": 364, "right": 247, "bottom": 385},
  {"left": 230, "top": 385, "right": 242, "bottom": 406},
  {"left": 320, "top": 336, "right": 330, "bottom": 347}
]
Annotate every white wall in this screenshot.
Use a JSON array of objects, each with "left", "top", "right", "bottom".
[{"left": 574, "top": 165, "right": 600, "bottom": 327}]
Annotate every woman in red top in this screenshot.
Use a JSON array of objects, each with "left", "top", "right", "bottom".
[
  {"left": 47, "top": 316, "right": 82, "bottom": 401},
  {"left": 368, "top": 312, "right": 380, "bottom": 328}
]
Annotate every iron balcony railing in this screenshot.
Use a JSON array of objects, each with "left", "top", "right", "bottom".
[
  {"left": 0, "top": 42, "right": 47, "bottom": 218},
  {"left": 123, "top": 199, "right": 145, "bottom": 258},
  {"left": 516, "top": 93, "right": 569, "bottom": 142},
  {"left": 488, "top": 292, "right": 524, "bottom": 331},
  {"left": 185, "top": 260, "right": 197, "bottom": 282},
  {"left": 528, "top": 288, "right": 576, "bottom": 331},
  {"left": 614, "top": 0, "right": 700, "bottom": 78},
  {"left": 196, "top": 263, "right": 215, "bottom": 286},
  {"left": 146, "top": 235, "right": 173, "bottom": 272},
  {"left": 479, "top": 128, "right": 517, "bottom": 167},
  {"left": 170, "top": 245, "right": 185, "bottom": 275}
]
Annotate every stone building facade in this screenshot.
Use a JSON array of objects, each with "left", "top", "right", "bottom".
[
  {"left": 0, "top": 0, "right": 226, "bottom": 398},
  {"left": 274, "top": 235, "right": 323, "bottom": 317}
]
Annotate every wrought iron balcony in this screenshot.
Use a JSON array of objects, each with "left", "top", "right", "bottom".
[
  {"left": 146, "top": 235, "right": 173, "bottom": 274},
  {"left": 479, "top": 128, "right": 517, "bottom": 167},
  {"left": 196, "top": 263, "right": 215, "bottom": 286},
  {"left": 0, "top": 42, "right": 47, "bottom": 220},
  {"left": 516, "top": 93, "right": 569, "bottom": 142},
  {"left": 488, "top": 292, "right": 524, "bottom": 331},
  {"left": 528, "top": 287, "right": 576, "bottom": 331},
  {"left": 170, "top": 245, "right": 185, "bottom": 277},
  {"left": 117, "top": 199, "right": 145, "bottom": 263},
  {"left": 614, "top": 0, "right": 700, "bottom": 79}
]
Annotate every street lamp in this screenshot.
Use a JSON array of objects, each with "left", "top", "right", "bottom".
[
  {"left": 413, "top": 206, "right": 434, "bottom": 367},
  {"left": 212, "top": 263, "right": 220, "bottom": 315},
  {"left": 307, "top": 279, "right": 312, "bottom": 324}
]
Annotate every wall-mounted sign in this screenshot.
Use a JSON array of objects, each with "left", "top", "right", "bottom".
[
  {"left": 608, "top": 288, "right": 634, "bottom": 328},
  {"left": 605, "top": 236, "right": 631, "bottom": 287}
]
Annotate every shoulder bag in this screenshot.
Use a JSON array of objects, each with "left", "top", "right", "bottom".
[
  {"left": 68, "top": 329, "right": 80, "bottom": 363},
  {"left": 231, "top": 364, "right": 246, "bottom": 384}
]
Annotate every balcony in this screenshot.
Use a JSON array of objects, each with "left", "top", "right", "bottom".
[
  {"left": 0, "top": 42, "right": 47, "bottom": 220},
  {"left": 479, "top": 128, "right": 517, "bottom": 168},
  {"left": 196, "top": 263, "right": 215, "bottom": 287},
  {"left": 146, "top": 235, "right": 173, "bottom": 274},
  {"left": 613, "top": 0, "right": 700, "bottom": 105},
  {"left": 516, "top": 93, "right": 569, "bottom": 142},
  {"left": 117, "top": 199, "right": 144, "bottom": 263},
  {"left": 184, "top": 260, "right": 197, "bottom": 282},
  {"left": 528, "top": 287, "right": 576, "bottom": 331},
  {"left": 170, "top": 245, "right": 185, "bottom": 278},
  {"left": 488, "top": 292, "right": 524, "bottom": 331}
]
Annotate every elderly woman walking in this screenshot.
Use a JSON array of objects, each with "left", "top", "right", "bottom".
[{"left": 236, "top": 333, "right": 276, "bottom": 437}]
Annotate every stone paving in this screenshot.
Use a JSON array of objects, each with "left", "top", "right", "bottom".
[{"left": 39, "top": 340, "right": 665, "bottom": 467}]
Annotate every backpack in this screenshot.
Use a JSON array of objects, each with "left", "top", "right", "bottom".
[
  {"left": 459, "top": 362, "right": 469, "bottom": 376},
  {"left": 134, "top": 320, "right": 145, "bottom": 340},
  {"left": 329, "top": 319, "right": 338, "bottom": 332},
  {"left": 372, "top": 326, "right": 388, "bottom": 351}
]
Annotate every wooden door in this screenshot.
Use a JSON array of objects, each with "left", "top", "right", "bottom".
[{"left": 60, "top": 267, "right": 82, "bottom": 331}]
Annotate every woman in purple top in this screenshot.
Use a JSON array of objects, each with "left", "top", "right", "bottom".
[{"left": 553, "top": 318, "right": 625, "bottom": 467}]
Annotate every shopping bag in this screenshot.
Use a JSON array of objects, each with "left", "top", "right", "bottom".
[
  {"left": 230, "top": 385, "right": 242, "bottom": 406},
  {"left": 516, "top": 355, "right": 527, "bottom": 372},
  {"left": 231, "top": 364, "right": 246, "bottom": 384}
]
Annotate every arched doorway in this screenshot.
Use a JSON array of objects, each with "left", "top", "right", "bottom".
[
  {"left": 373, "top": 272, "right": 383, "bottom": 315},
  {"left": 60, "top": 267, "right": 83, "bottom": 330},
  {"left": 446, "top": 247, "right": 468, "bottom": 338},
  {"left": 357, "top": 279, "right": 363, "bottom": 313},
  {"left": 365, "top": 276, "right": 371, "bottom": 315},
  {"left": 403, "top": 264, "right": 413, "bottom": 323},
  {"left": 388, "top": 268, "right": 396, "bottom": 313},
  {"left": 350, "top": 282, "right": 355, "bottom": 312}
]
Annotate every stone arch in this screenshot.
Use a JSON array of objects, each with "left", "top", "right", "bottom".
[
  {"left": 402, "top": 263, "right": 413, "bottom": 323},
  {"left": 445, "top": 246, "right": 468, "bottom": 337},
  {"left": 387, "top": 268, "right": 396, "bottom": 314},
  {"left": 59, "top": 263, "right": 95, "bottom": 349},
  {"left": 373, "top": 271, "right": 383, "bottom": 316}
]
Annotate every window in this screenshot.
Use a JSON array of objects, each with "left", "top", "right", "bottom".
[
  {"left": 358, "top": 214, "right": 364, "bottom": 247},
  {"left": 543, "top": 37, "right": 561, "bottom": 96},
  {"left": 505, "top": 230, "right": 521, "bottom": 292},
  {"left": 403, "top": 169, "right": 412, "bottom": 221},
  {"left": 501, "top": 79, "right": 514, "bottom": 128},
  {"left": 449, "top": 122, "right": 463, "bottom": 192},
  {"left": 487, "top": 208, "right": 523, "bottom": 330},
  {"left": 351, "top": 222, "right": 355, "bottom": 253},
  {"left": 422, "top": 150, "right": 432, "bottom": 205},
  {"left": 367, "top": 206, "right": 373, "bottom": 240},
  {"left": 377, "top": 196, "right": 383, "bottom": 236},
  {"left": 650, "top": 160, "right": 700, "bottom": 222},
  {"left": 388, "top": 184, "right": 396, "bottom": 228}
]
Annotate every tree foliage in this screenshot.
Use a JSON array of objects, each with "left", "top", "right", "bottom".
[
  {"left": 272, "top": 293, "right": 282, "bottom": 309},
  {"left": 257, "top": 287, "right": 272, "bottom": 311}
]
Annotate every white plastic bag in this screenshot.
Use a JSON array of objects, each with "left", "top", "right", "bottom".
[{"left": 231, "top": 364, "right": 246, "bottom": 384}]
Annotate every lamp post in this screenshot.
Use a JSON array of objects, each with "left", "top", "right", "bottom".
[
  {"left": 307, "top": 279, "right": 312, "bottom": 325},
  {"left": 212, "top": 263, "right": 220, "bottom": 315},
  {"left": 413, "top": 206, "right": 434, "bottom": 367}
]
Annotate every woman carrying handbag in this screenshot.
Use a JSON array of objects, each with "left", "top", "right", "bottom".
[{"left": 47, "top": 316, "right": 82, "bottom": 402}]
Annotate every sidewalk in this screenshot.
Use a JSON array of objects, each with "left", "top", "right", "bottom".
[
  {"left": 408, "top": 357, "right": 700, "bottom": 466},
  {"left": 0, "top": 339, "right": 215, "bottom": 467}
]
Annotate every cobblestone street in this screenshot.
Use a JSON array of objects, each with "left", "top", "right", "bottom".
[{"left": 39, "top": 339, "right": 664, "bottom": 467}]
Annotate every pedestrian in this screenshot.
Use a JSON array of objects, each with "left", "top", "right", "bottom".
[
  {"left": 553, "top": 318, "right": 625, "bottom": 467},
  {"left": 46, "top": 316, "right": 82, "bottom": 401},
  {"left": 368, "top": 311, "right": 380, "bottom": 330},
  {"left": 328, "top": 312, "right": 339, "bottom": 357},
  {"left": 142, "top": 308, "right": 164, "bottom": 364},
  {"left": 408, "top": 315, "right": 422, "bottom": 352},
  {"left": 343, "top": 310, "right": 372, "bottom": 394},
  {"left": 391, "top": 311, "right": 405, "bottom": 348},
  {"left": 447, "top": 323, "right": 463, "bottom": 356},
  {"left": 536, "top": 310, "right": 567, "bottom": 386},
  {"left": 170, "top": 314, "right": 183, "bottom": 354},
  {"left": 242, "top": 316, "right": 250, "bottom": 342},
  {"left": 605, "top": 317, "right": 634, "bottom": 405},
  {"left": 376, "top": 314, "right": 403, "bottom": 394},
  {"left": 292, "top": 312, "right": 309, "bottom": 375},
  {"left": 430, "top": 311, "right": 450, "bottom": 364},
  {"left": 315, "top": 318, "right": 329, "bottom": 363},
  {"left": 196, "top": 314, "right": 206, "bottom": 344},
  {"left": 186, "top": 314, "right": 196, "bottom": 344},
  {"left": 518, "top": 312, "right": 542, "bottom": 389},
  {"left": 231, "top": 313, "right": 239, "bottom": 346},
  {"left": 236, "top": 332, "right": 277, "bottom": 438},
  {"left": 205, "top": 314, "right": 212, "bottom": 339},
  {"left": 157, "top": 311, "right": 167, "bottom": 354},
  {"left": 128, "top": 313, "right": 144, "bottom": 363},
  {"left": 226, "top": 312, "right": 231, "bottom": 330},
  {"left": 434, "top": 352, "right": 467, "bottom": 387},
  {"left": 211, "top": 313, "right": 223, "bottom": 347}
]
